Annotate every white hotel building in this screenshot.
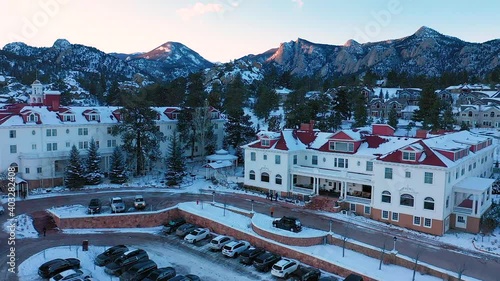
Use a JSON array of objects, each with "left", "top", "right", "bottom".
[
  {"left": 243, "top": 122, "right": 496, "bottom": 235},
  {"left": 0, "top": 80, "right": 225, "bottom": 190}
]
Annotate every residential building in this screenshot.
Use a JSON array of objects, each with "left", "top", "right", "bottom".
[
  {"left": 242, "top": 122, "right": 496, "bottom": 235},
  {"left": 0, "top": 80, "right": 225, "bottom": 190}
]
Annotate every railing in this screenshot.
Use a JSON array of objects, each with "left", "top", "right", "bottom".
[
  {"left": 292, "top": 186, "right": 315, "bottom": 195},
  {"left": 291, "top": 165, "right": 372, "bottom": 183},
  {"left": 453, "top": 206, "right": 473, "bottom": 215},
  {"left": 345, "top": 195, "right": 371, "bottom": 205}
]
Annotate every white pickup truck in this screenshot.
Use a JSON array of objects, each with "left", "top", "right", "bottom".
[{"left": 110, "top": 197, "right": 125, "bottom": 213}]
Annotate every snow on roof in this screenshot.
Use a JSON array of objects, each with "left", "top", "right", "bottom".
[
  {"left": 275, "top": 87, "right": 293, "bottom": 94},
  {"left": 454, "top": 177, "right": 495, "bottom": 192},
  {"left": 257, "top": 131, "right": 281, "bottom": 139},
  {"left": 401, "top": 105, "right": 419, "bottom": 113},
  {"left": 206, "top": 152, "right": 237, "bottom": 162},
  {"left": 356, "top": 136, "right": 418, "bottom": 157},
  {"left": 206, "top": 160, "right": 233, "bottom": 169},
  {"left": 281, "top": 129, "right": 307, "bottom": 151},
  {"left": 43, "top": 90, "right": 60, "bottom": 95},
  {"left": 0, "top": 75, "right": 5, "bottom": 82},
  {"left": 309, "top": 132, "right": 332, "bottom": 149}
]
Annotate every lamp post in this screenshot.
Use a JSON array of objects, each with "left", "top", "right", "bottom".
[
  {"left": 251, "top": 200, "right": 254, "bottom": 213},
  {"left": 212, "top": 191, "right": 215, "bottom": 204},
  {"left": 392, "top": 236, "right": 398, "bottom": 253},
  {"left": 329, "top": 220, "right": 333, "bottom": 233}
]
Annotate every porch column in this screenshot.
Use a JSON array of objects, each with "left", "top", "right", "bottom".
[
  {"left": 343, "top": 181, "right": 347, "bottom": 198},
  {"left": 472, "top": 194, "right": 477, "bottom": 215}
]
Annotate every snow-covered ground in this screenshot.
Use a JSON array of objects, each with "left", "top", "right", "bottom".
[{"left": 24, "top": 202, "right": 479, "bottom": 281}]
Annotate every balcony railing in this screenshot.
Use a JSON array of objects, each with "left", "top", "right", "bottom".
[
  {"left": 291, "top": 165, "right": 372, "bottom": 183},
  {"left": 292, "top": 185, "right": 315, "bottom": 195},
  {"left": 453, "top": 206, "right": 473, "bottom": 215},
  {"left": 345, "top": 195, "right": 371, "bottom": 205}
]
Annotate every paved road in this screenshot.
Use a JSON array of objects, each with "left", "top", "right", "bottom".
[{"left": 1, "top": 189, "right": 499, "bottom": 281}]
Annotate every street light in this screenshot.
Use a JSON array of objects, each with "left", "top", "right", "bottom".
[
  {"left": 251, "top": 200, "right": 254, "bottom": 213},
  {"left": 392, "top": 236, "right": 398, "bottom": 253},
  {"left": 329, "top": 220, "right": 333, "bottom": 233},
  {"left": 212, "top": 191, "right": 215, "bottom": 204}
]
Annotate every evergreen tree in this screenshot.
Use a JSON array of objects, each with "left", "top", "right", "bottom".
[
  {"left": 106, "top": 80, "right": 121, "bottom": 106},
  {"left": 177, "top": 107, "right": 196, "bottom": 158},
  {"left": 388, "top": 107, "right": 399, "bottom": 129},
  {"left": 412, "top": 87, "right": 440, "bottom": 130},
  {"left": 193, "top": 102, "right": 216, "bottom": 158},
  {"left": 85, "top": 138, "right": 102, "bottom": 185},
  {"left": 378, "top": 88, "right": 383, "bottom": 99},
  {"left": 224, "top": 114, "right": 256, "bottom": 163},
  {"left": 254, "top": 85, "right": 280, "bottom": 122},
  {"left": 185, "top": 72, "right": 206, "bottom": 107},
  {"left": 284, "top": 87, "right": 313, "bottom": 128},
  {"left": 333, "top": 89, "right": 351, "bottom": 120},
  {"left": 109, "top": 146, "right": 127, "bottom": 184},
  {"left": 267, "top": 115, "right": 282, "bottom": 132},
  {"left": 460, "top": 121, "right": 470, "bottom": 131},
  {"left": 65, "top": 145, "right": 86, "bottom": 189},
  {"left": 384, "top": 91, "right": 389, "bottom": 100},
  {"left": 113, "top": 94, "right": 165, "bottom": 176},
  {"left": 223, "top": 74, "right": 247, "bottom": 118},
  {"left": 440, "top": 104, "right": 455, "bottom": 130},
  {"left": 352, "top": 94, "right": 368, "bottom": 128},
  {"left": 165, "top": 131, "right": 186, "bottom": 186}
]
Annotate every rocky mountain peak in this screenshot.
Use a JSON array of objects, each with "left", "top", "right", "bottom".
[
  {"left": 52, "top": 39, "right": 71, "bottom": 50},
  {"left": 344, "top": 39, "right": 360, "bottom": 47},
  {"left": 413, "top": 26, "right": 442, "bottom": 38}
]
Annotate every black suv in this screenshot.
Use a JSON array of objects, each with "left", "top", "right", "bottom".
[
  {"left": 273, "top": 216, "right": 302, "bottom": 232},
  {"left": 38, "top": 258, "right": 81, "bottom": 279},
  {"left": 87, "top": 198, "right": 102, "bottom": 214},
  {"left": 290, "top": 265, "right": 321, "bottom": 281},
  {"left": 163, "top": 218, "right": 186, "bottom": 234},
  {"left": 253, "top": 251, "right": 281, "bottom": 272},
  {"left": 95, "top": 245, "right": 129, "bottom": 266},
  {"left": 239, "top": 247, "right": 265, "bottom": 265},
  {"left": 119, "top": 259, "right": 157, "bottom": 281}
]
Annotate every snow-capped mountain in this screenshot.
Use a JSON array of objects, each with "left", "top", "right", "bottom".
[{"left": 238, "top": 26, "right": 500, "bottom": 78}]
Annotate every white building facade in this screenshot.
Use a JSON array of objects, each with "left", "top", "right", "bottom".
[
  {"left": 243, "top": 122, "right": 496, "bottom": 235},
  {"left": 0, "top": 80, "right": 225, "bottom": 190}
]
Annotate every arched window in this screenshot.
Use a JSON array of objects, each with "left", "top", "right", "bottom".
[
  {"left": 468, "top": 111, "right": 473, "bottom": 117},
  {"left": 424, "top": 197, "right": 435, "bottom": 210},
  {"left": 261, "top": 172, "right": 270, "bottom": 182},
  {"left": 381, "top": 191, "right": 391, "bottom": 203},
  {"left": 249, "top": 170, "right": 255, "bottom": 180},
  {"left": 10, "top": 162, "right": 19, "bottom": 173},
  {"left": 275, "top": 174, "right": 282, "bottom": 185},
  {"left": 29, "top": 113, "right": 38, "bottom": 122},
  {"left": 400, "top": 194, "right": 414, "bottom": 207},
  {"left": 491, "top": 112, "right": 495, "bottom": 117}
]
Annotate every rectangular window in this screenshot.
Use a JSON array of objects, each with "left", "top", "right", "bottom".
[
  {"left": 446, "top": 196, "right": 450, "bottom": 209},
  {"left": 293, "top": 155, "right": 297, "bottom": 165},
  {"left": 461, "top": 168, "right": 465, "bottom": 176},
  {"left": 413, "top": 216, "right": 421, "bottom": 226},
  {"left": 10, "top": 145, "right": 17, "bottom": 153},
  {"left": 79, "top": 141, "right": 89, "bottom": 149},
  {"left": 66, "top": 142, "right": 70, "bottom": 148},
  {"left": 424, "top": 218, "right": 432, "bottom": 228},
  {"left": 350, "top": 203, "right": 356, "bottom": 211},
  {"left": 95, "top": 141, "right": 99, "bottom": 148},
  {"left": 331, "top": 142, "right": 354, "bottom": 152},
  {"left": 25, "top": 168, "right": 30, "bottom": 174},
  {"left": 250, "top": 152, "right": 256, "bottom": 161},
  {"left": 405, "top": 171, "right": 411, "bottom": 178},
  {"left": 275, "top": 155, "right": 281, "bottom": 165},
  {"left": 261, "top": 139, "right": 270, "bottom": 146},
  {"left": 424, "top": 172, "right": 433, "bottom": 184},
  {"left": 37, "top": 167, "right": 42, "bottom": 174},
  {"left": 364, "top": 206, "right": 371, "bottom": 215},
  {"left": 391, "top": 212, "right": 399, "bottom": 222},
  {"left": 468, "top": 164, "right": 472, "bottom": 171},
  {"left": 263, "top": 154, "right": 267, "bottom": 160},
  {"left": 32, "top": 144, "right": 37, "bottom": 150},
  {"left": 107, "top": 127, "right": 112, "bottom": 134},
  {"left": 312, "top": 155, "right": 318, "bottom": 165},
  {"left": 385, "top": 168, "right": 393, "bottom": 179},
  {"left": 78, "top": 128, "right": 88, "bottom": 135},
  {"left": 9, "top": 130, "right": 16, "bottom": 138},
  {"left": 457, "top": 216, "right": 465, "bottom": 223},
  {"left": 46, "top": 129, "right": 57, "bottom": 137},
  {"left": 366, "top": 161, "right": 373, "bottom": 171},
  {"left": 382, "top": 210, "right": 389, "bottom": 220},
  {"left": 402, "top": 151, "right": 416, "bottom": 161}
]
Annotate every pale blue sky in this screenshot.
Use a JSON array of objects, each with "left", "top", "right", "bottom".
[{"left": 1, "top": 0, "right": 499, "bottom": 62}]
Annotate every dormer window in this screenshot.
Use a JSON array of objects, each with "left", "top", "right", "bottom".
[
  {"left": 28, "top": 113, "right": 38, "bottom": 123},
  {"left": 63, "top": 114, "right": 75, "bottom": 122},
  {"left": 171, "top": 113, "right": 179, "bottom": 120},
  {"left": 261, "top": 139, "right": 270, "bottom": 147},
  {"left": 89, "top": 114, "right": 100, "bottom": 121},
  {"left": 211, "top": 111, "right": 219, "bottom": 119},
  {"left": 329, "top": 141, "right": 354, "bottom": 152},
  {"left": 402, "top": 151, "right": 416, "bottom": 161}
]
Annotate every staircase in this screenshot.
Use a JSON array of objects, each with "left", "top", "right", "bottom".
[{"left": 305, "top": 195, "right": 341, "bottom": 213}]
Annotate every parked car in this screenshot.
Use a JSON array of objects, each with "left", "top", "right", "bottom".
[
  {"left": 169, "top": 275, "right": 200, "bottom": 281},
  {"left": 110, "top": 197, "right": 126, "bottom": 213},
  {"left": 271, "top": 258, "right": 299, "bottom": 278},
  {"left": 222, "top": 240, "right": 251, "bottom": 258},
  {"left": 94, "top": 245, "right": 129, "bottom": 266},
  {"left": 273, "top": 216, "right": 302, "bottom": 232},
  {"left": 289, "top": 265, "right": 321, "bottom": 281},
  {"left": 239, "top": 247, "right": 266, "bottom": 265},
  {"left": 119, "top": 259, "right": 157, "bottom": 281},
  {"left": 184, "top": 228, "right": 210, "bottom": 243},
  {"left": 318, "top": 277, "right": 340, "bottom": 281},
  {"left": 162, "top": 218, "right": 186, "bottom": 234},
  {"left": 49, "top": 268, "right": 92, "bottom": 281},
  {"left": 38, "top": 258, "right": 81, "bottom": 279},
  {"left": 208, "top": 234, "right": 234, "bottom": 251},
  {"left": 143, "top": 267, "right": 176, "bottom": 281},
  {"left": 343, "top": 274, "right": 364, "bottom": 281},
  {"left": 87, "top": 198, "right": 102, "bottom": 214},
  {"left": 105, "top": 249, "right": 149, "bottom": 276},
  {"left": 133, "top": 195, "right": 146, "bottom": 209},
  {"left": 175, "top": 223, "right": 197, "bottom": 238},
  {"left": 185, "top": 274, "right": 201, "bottom": 281},
  {"left": 253, "top": 252, "right": 281, "bottom": 272}
]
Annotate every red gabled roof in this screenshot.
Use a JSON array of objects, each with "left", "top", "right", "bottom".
[
  {"left": 365, "top": 135, "right": 389, "bottom": 148},
  {"left": 296, "top": 130, "right": 317, "bottom": 147},
  {"left": 378, "top": 140, "right": 447, "bottom": 167},
  {"left": 274, "top": 132, "right": 288, "bottom": 150},
  {"left": 329, "top": 131, "right": 355, "bottom": 141},
  {"left": 0, "top": 115, "right": 13, "bottom": 125}
]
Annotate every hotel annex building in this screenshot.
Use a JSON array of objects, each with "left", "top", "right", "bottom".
[
  {"left": 243, "top": 122, "right": 497, "bottom": 235},
  {"left": 0, "top": 80, "right": 225, "bottom": 190}
]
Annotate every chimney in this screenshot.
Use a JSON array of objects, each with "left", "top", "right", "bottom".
[
  {"left": 372, "top": 124, "right": 394, "bottom": 136},
  {"left": 416, "top": 129, "right": 428, "bottom": 139},
  {"left": 299, "top": 120, "right": 315, "bottom": 132}
]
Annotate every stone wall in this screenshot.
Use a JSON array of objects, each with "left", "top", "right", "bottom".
[{"left": 251, "top": 223, "right": 326, "bottom": 246}]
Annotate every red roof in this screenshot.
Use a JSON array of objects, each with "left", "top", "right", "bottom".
[{"left": 378, "top": 140, "right": 447, "bottom": 167}]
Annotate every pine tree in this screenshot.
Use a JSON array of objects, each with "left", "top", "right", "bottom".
[
  {"left": 440, "top": 104, "right": 455, "bottom": 131},
  {"left": 379, "top": 88, "right": 383, "bottom": 99},
  {"left": 460, "top": 121, "right": 470, "bottom": 131},
  {"left": 333, "top": 89, "right": 350, "bottom": 120},
  {"left": 85, "top": 138, "right": 102, "bottom": 185},
  {"left": 352, "top": 94, "right": 368, "bottom": 128},
  {"left": 254, "top": 85, "right": 280, "bottom": 122},
  {"left": 109, "top": 147, "right": 127, "bottom": 184},
  {"left": 224, "top": 114, "right": 256, "bottom": 163},
  {"left": 165, "top": 131, "right": 186, "bottom": 186},
  {"left": 388, "top": 107, "right": 399, "bottom": 129},
  {"left": 412, "top": 87, "right": 440, "bottom": 130},
  {"left": 65, "top": 145, "right": 86, "bottom": 189},
  {"left": 267, "top": 115, "right": 282, "bottom": 132}
]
